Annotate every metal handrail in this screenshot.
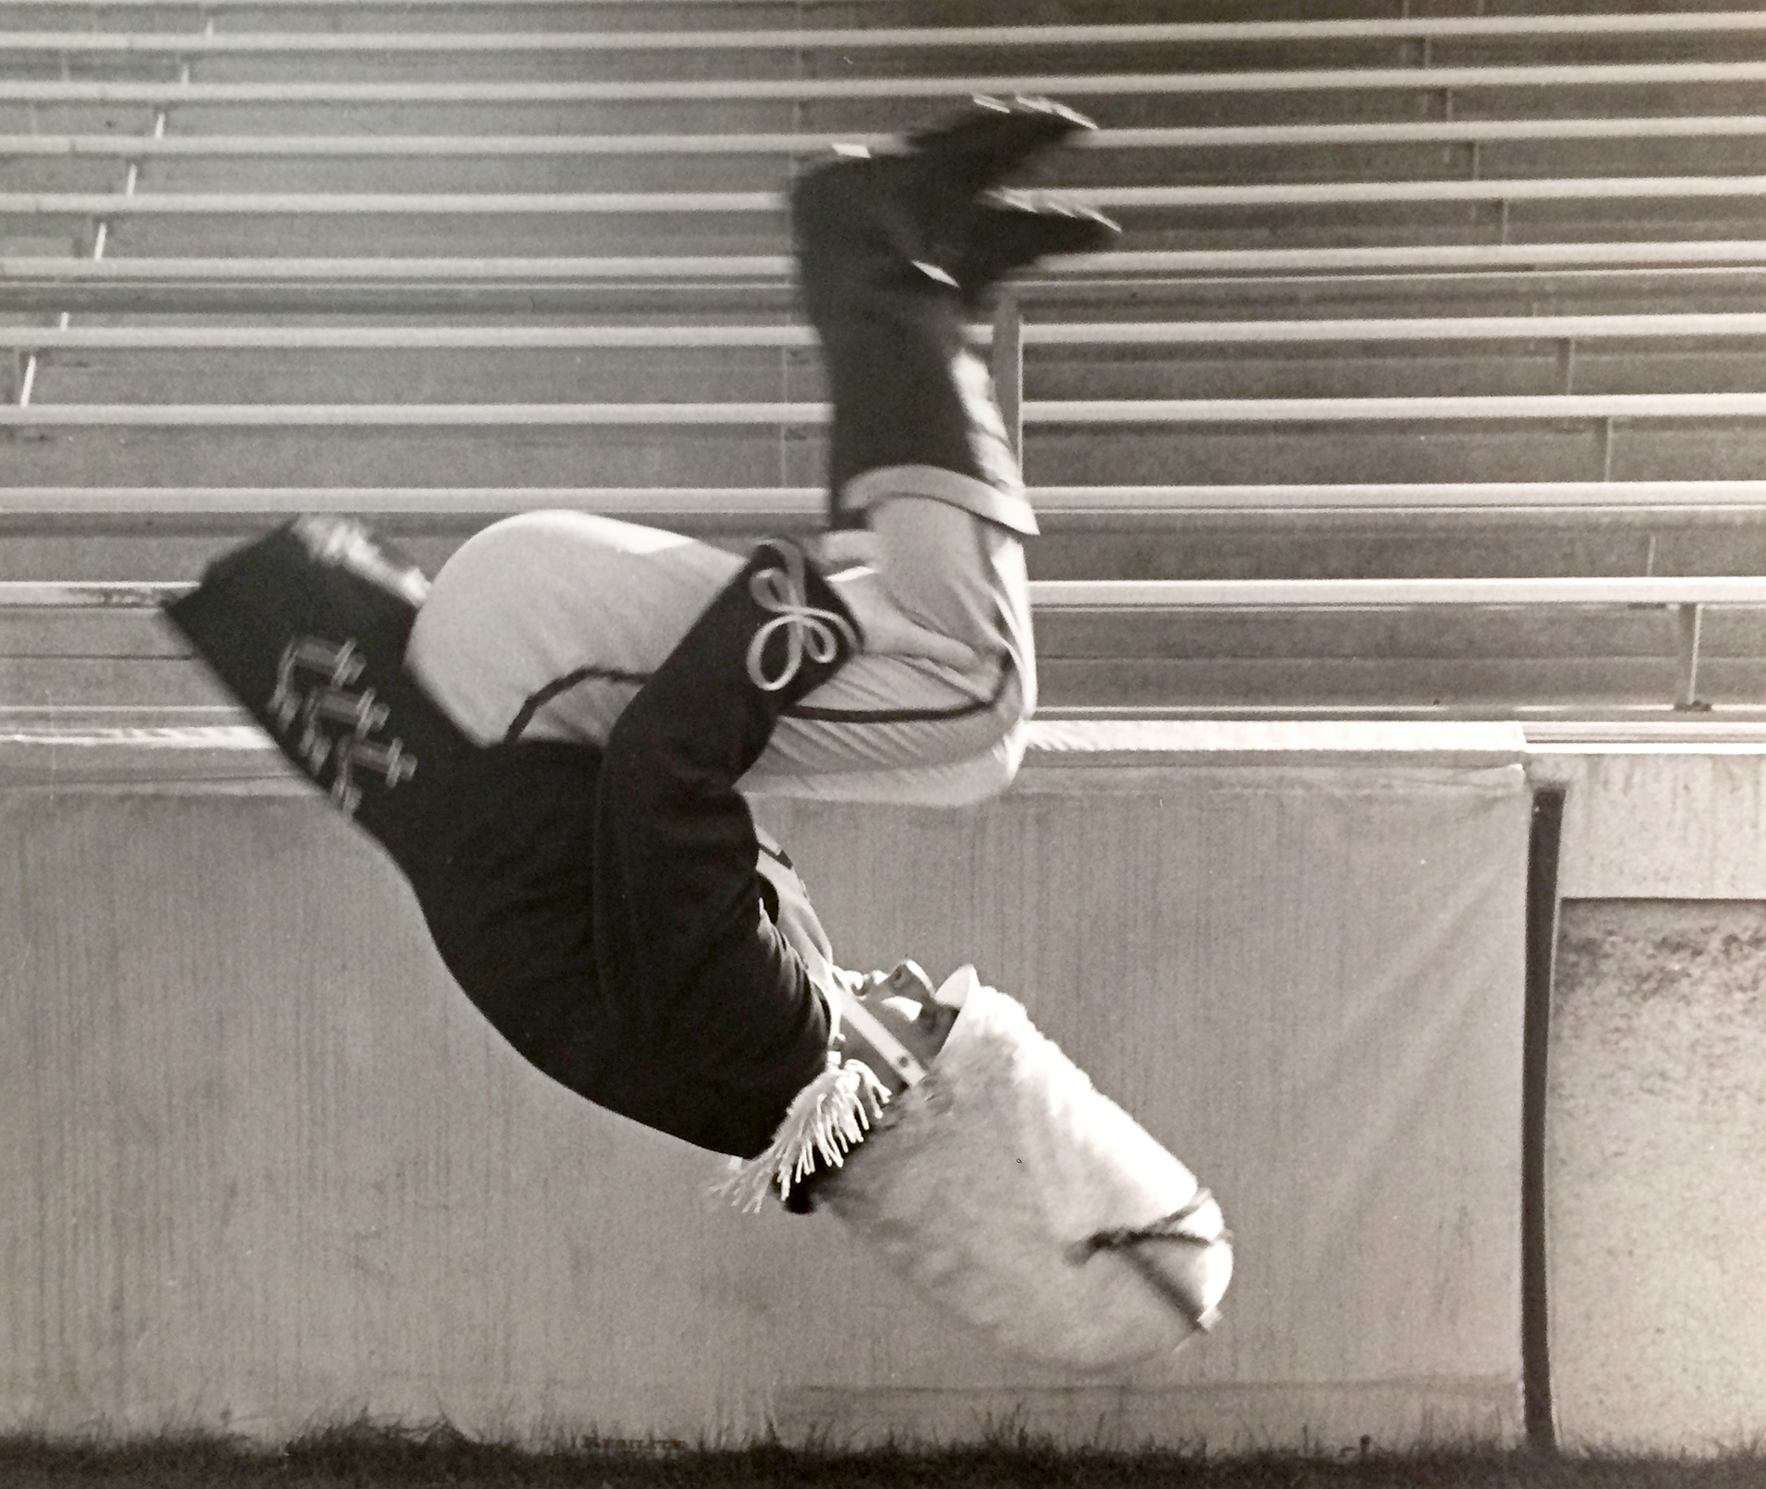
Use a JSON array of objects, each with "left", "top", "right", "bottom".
[
  {"left": 15, "top": 117, "right": 1766, "bottom": 156},
  {"left": 9, "top": 62, "right": 1766, "bottom": 103},
  {"left": 3, "top": 0, "right": 811, "bottom": 5},
  {"left": 12, "top": 313, "right": 1766, "bottom": 350},
  {"left": 7, "top": 575, "right": 1754, "bottom": 710},
  {"left": 1028, "top": 578, "right": 1766, "bottom": 608},
  {"left": 12, "top": 394, "right": 1766, "bottom": 426},
  {"left": 12, "top": 14, "right": 1766, "bottom": 41},
  {"left": 9, "top": 575, "right": 1764, "bottom": 610},
  {"left": 0, "top": 325, "right": 824, "bottom": 348},
  {"left": 9, "top": 482, "right": 1766, "bottom": 515},
  {"left": 18, "top": 242, "right": 1766, "bottom": 284},
  {"left": 13, "top": 176, "right": 1766, "bottom": 216}
]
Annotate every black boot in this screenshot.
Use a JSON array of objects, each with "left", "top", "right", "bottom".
[
  {"left": 955, "top": 191, "right": 1119, "bottom": 310},
  {"left": 790, "top": 97, "right": 1119, "bottom": 532}
]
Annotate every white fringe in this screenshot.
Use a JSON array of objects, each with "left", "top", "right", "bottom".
[{"left": 715, "top": 1056, "right": 890, "bottom": 1214}]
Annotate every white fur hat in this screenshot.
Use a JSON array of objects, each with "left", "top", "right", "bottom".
[{"left": 725, "top": 969, "right": 1232, "bottom": 1370}]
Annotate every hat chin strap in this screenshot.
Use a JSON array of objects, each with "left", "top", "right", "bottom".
[
  {"left": 833, "top": 986, "right": 929, "bottom": 1088},
  {"left": 783, "top": 906, "right": 929, "bottom": 1088}
]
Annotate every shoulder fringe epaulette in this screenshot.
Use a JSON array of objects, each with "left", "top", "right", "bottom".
[{"left": 715, "top": 1054, "right": 890, "bottom": 1213}]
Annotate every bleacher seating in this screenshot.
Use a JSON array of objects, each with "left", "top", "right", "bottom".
[{"left": 6, "top": 2, "right": 1766, "bottom": 718}]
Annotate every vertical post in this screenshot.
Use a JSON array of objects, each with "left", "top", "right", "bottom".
[
  {"left": 1675, "top": 601, "right": 1708, "bottom": 711},
  {"left": 1557, "top": 338, "right": 1575, "bottom": 396},
  {"left": 1598, "top": 417, "right": 1615, "bottom": 482},
  {"left": 1522, "top": 784, "right": 1566, "bottom": 1456},
  {"left": 990, "top": 291, "right": 1024, "bottom": 460}
]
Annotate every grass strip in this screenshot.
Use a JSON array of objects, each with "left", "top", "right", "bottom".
[{"left": 1, "top": 1424, "right": 1765, "bottom": 1489}]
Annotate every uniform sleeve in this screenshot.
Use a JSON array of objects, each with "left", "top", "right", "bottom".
[{"left": 589, "top": 539, "right": 859, "bottom": 1156}]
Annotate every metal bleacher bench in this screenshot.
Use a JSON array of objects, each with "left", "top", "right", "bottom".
[
  {"left": 18, "top": 176, "right": 1766, "bottom": 215},
  {"left": 10, "top": 312, "right": 1766, "bottom": 352},
  {"left": 10, "top": 483, "right": 1766, "bottom": 516},
  {"left": 11, "top": 117, "right": 1766, "bottom": 157},
  {"left": 11, "top": 393, "right": 1766, "bottom": 428},
  {"left": 10, "top": 10, "right": 1766, "bottom": 724},
  {"left": 3, "top": 572, "right": 1760, "bottom": 716},
  {"left": 13, "top": 61, "right": 1766, "bottom": 105},
  {"left": 13, "top": 318, "right": 1766, "bottom": 450},
  {"left": 13, "top": 14, "right": 1766, "bottom": 43},
  {"left": 7, "top": 393, "right": 1766, "bottom": 509}
]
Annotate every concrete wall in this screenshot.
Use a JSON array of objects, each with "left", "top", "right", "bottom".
[
  {"left": 1529, "top": 746, "right": 1766, "bottom": 1452},
  {"left": 1536, "top": 747, "right": 1766, "bottom": 901},
  {"left": 1546, "top": 900, "right": 1766, "bottom": 1453},
  {"left": 0, "top": 723, "right": 1531, "bottom": 1451}
]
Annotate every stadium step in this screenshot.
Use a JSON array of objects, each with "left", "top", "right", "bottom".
[{"left": 10, "top": 2, "right": 1766, "bottom": 722}]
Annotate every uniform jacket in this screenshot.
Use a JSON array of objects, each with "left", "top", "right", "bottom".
[{"left": 168, "top": 520, "right": 858, "bottom": 1160}]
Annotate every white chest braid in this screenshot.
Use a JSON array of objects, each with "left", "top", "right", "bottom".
[{"left": 744, "top": 546, "right": 858, "bottom": 693}]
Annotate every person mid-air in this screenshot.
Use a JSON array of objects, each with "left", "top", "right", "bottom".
[{"left": 167, "top": 98, "right": 1232, "bottom": 1369}]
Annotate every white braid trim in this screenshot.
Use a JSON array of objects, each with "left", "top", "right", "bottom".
[
  {"left": 744, "top": 544, "right": 858, "bottom": 693},
  {"left": 714, "top": 1055, "right": 891, "bottom": 1214}
]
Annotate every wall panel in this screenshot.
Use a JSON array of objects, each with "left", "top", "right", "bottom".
[
  {"left": 1547, "top": 900, "right": 1766, "bottom": 1453},
  {"left": 0, "top": 727, "right": 1530, "bottom": 1449}
]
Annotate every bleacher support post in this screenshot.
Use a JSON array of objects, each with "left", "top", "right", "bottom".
[{"left": 1674, "top": 602, "right": 1709, "bottom": 711}]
